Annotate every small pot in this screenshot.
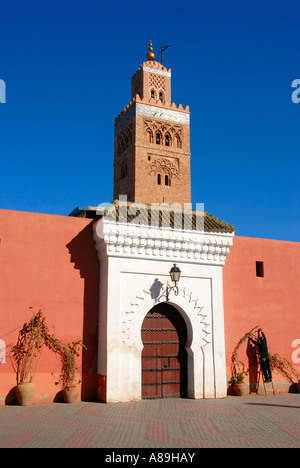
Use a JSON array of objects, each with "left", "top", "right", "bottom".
[
  {"left": 233, "top": 382, "right": 247, "bottom": 396},
  {"left": 63, "top": 386, "right": 78, "bottom": 403},
  {"left": 16, "top": 382, "right": 35, "bottom": 406}
]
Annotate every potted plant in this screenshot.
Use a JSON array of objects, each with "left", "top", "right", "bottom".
[
  {"left": 231, "top": 361, "right": 248, "bottom": 396},
  {"left": 9, "top": 310, "right": 49, "bottom": 405},
  {"left": 9, "top": 309, "right": 86, "bottom": 405},
  {"left": 52, "top": 339, "right": 86, "bottom": 403}
]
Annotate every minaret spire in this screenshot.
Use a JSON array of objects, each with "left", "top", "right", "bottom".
[{"left": 147, "top": 40, "right": 155, "bottom": 61}]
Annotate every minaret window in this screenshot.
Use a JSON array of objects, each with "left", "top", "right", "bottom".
[
  {"left": 175, "top": 134, "right": 182, "bottom": 149},
  {"left": 147, "top": 129, "right": 153, "bottom": 143},
  {"left": 156, "top": 132, "right": 161, "bottom": 145},
  {"left": 159, "top": 91, "right": 164, "bottom": 102},
  {"left": 151, "top": 89, "right": 155, "bottom": 99},
  {"left": 165, "top": 134, "right": 171, "bottom": 146},
  {"left": 157, "top": 174, "right": 161, "bottom": 185},
  {"left": 165, "top": 175, "right": 171, "bottom": 186}
]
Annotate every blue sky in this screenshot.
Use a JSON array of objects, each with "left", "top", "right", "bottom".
[{"left": 0, "top": 0, "right": 299, "bottom": 241}]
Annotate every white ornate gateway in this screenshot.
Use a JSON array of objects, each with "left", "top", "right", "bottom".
[{"left": 93, "top": 201, "right": 234, "bottom": 403}]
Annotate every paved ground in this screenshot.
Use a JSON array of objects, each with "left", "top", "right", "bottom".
[{"left": 0, "top": 394, "right": 299, "bottom": 449}]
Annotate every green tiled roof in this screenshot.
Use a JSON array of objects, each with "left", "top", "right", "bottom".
[{"left": 103, "top": 200, "right": 235, "bottom": 233}]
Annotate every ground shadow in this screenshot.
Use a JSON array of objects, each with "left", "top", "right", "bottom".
[
  {"left": 244, "top": 402, "right": 300, "bottom": 410},
  {"left": 66, "top": 221, "right": 100, "bottom": 402},
  {"left": 5, "top": 386, "right": 18, "bottom": 405},
  {"left": 53, "top": 390, "right": 64, "bottom": 403},
  {"left": 288, "top": 383, "right": 300, "bottom": 393}
]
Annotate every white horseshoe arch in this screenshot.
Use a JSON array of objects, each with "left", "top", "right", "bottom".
[{"left": 120, "top": 284, "right": 215, "bottom": 400}]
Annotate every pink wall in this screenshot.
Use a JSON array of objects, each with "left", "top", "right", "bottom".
[
  {"left": 0, "top": 210, "right": 99, "bottom": 404},
  {"left": 223, "top": 236, "right": 300, "bottom": 392},
  {"left": 1, "top": 209, "right": 299, "bottom": 403}
]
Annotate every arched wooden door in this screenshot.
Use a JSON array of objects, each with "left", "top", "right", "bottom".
[{"left": 141, "top": 303, "right": 188, "bottom": 399}]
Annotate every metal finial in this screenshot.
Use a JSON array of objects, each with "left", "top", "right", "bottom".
[{"left": 147, "top": 40, "right": 155, "bottom": 61}]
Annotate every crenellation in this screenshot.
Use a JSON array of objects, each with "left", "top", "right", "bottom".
[{"left": 115, "top": 96, "right": 190, "bottom": 128}]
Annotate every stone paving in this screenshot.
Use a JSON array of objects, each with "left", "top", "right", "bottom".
[{"left": 0, "top": 394, "right": 299, "bottom": 449}]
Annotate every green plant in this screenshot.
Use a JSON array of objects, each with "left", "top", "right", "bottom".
[
  {"left": 51, "top": 339, "right": 87, "bottom": 389},
  {"left": 269, "top": 353, "right": 300, "bottom": 384},
  {"left": 9, "top": 309, "right": 87, "bottom": 389},
  {"left": 230, "top": 325, "right": 258, "bottom": 385},
  {"left": 231, "top": 325, "right": 300, "bottom": 389},
  {"left": 232, "top": 360, "right": 248, "bottom": 383},
  {"left": 10, "top": 310, "right": 50, "bottom": 384}
]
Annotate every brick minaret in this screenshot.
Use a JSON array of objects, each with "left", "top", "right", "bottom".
[{"left": 113, "top": 41, "right": 191, "bottom": 206}]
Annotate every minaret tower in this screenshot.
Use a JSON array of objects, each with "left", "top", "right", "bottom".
[{"left": 113, "top": 41, "right": 191, "bottom": 206}]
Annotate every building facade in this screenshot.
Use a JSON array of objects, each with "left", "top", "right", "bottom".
[
  {"left": 93, "top": 201, "right": 234, "bottom": 402},
  {"left": 0, "top": 43, "right": 299, "bottom": 404},
  {"left": 97, "top": 43, "right": 235, "bottom": 401}
]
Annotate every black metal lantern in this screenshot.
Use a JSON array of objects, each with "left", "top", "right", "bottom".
[
  {"left": 164, "top": 264, "right": 181, "bottom": 300},
  {"left": 155, "top": 264, "right": 182, "bottom": 302},
  {"left": 169, "top": 264, "right": 181, "bottom": 285}
]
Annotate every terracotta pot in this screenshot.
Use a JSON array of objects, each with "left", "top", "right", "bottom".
[
  {"left": 234, "top": 382, "right": 247, "bottom": 396},
  {"left": 16, "top": 382, "right": 35, "bottom": 406},
  {"left": 63, "top": 386, "right": 78, "bottom": 403}
]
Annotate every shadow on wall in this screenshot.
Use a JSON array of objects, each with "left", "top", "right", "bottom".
[
  {"left": 246, "top": 339, "right": 259, "bottom": 393},
  {"left": 150, "top": 278, "right": 163, "bottom": 303},
  {"left": 66, "top": 221, "right": 100, "bottom": 402}
]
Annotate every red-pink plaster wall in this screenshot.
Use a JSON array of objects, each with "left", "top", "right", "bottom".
[
  {"left": 0, "top": 209, "right": 99, "bottom": 404},
  {"left": 223, "top": 236, "right": 300, "bottom": 393},
  {"left": 1, "top": 209, "right": 299, "bottom": 403}
]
